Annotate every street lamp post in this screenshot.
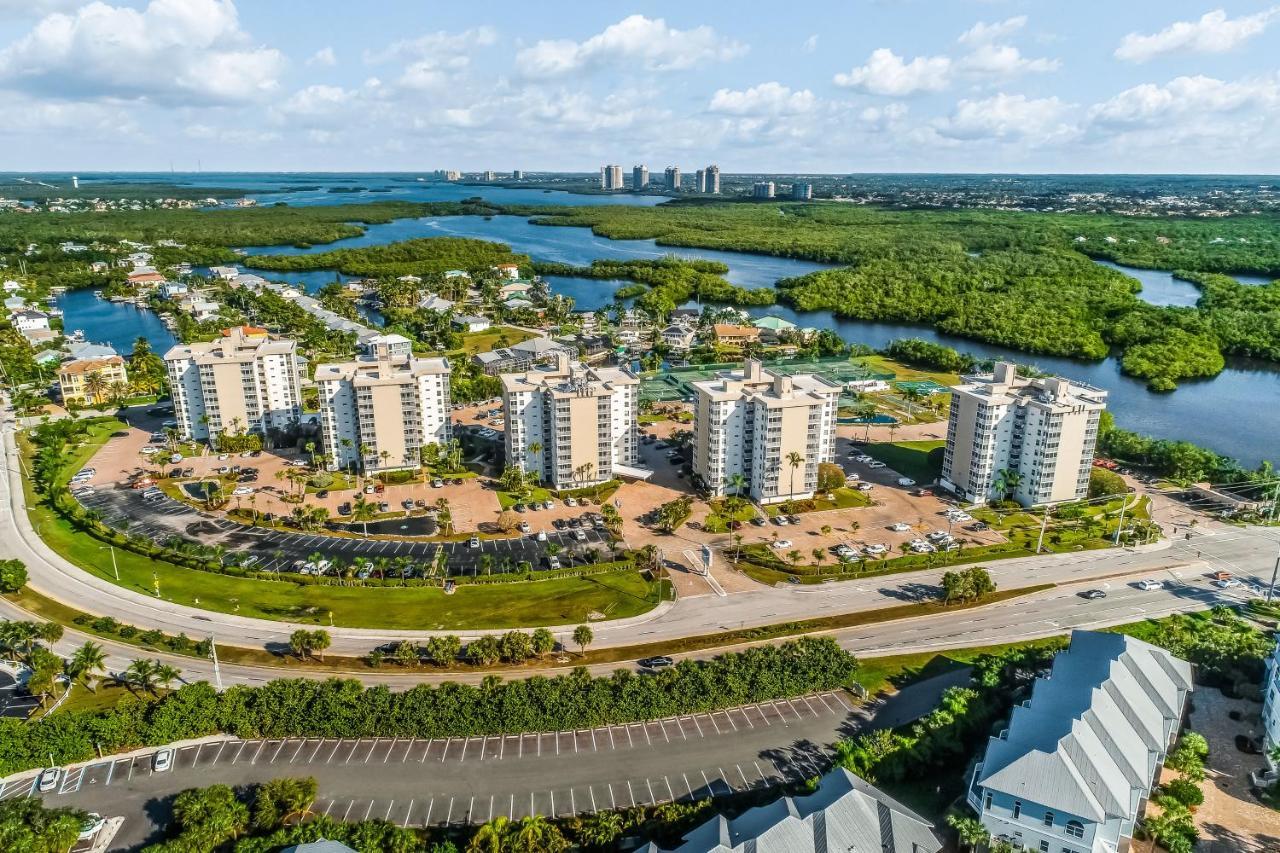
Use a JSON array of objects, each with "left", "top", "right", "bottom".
[{"left": 99, "top": 544, "right": 118, "bottom": 580}]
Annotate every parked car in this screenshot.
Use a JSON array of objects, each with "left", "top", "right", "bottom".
[
  {"left": 536, "top": 530, "right": 547, "bottom": 541},
  {"left": 432, "top": 479, "right": 443, "bottom": 488},
  {"left": 153, "top": 747, "right": 174, "bottom": 772},
  {"left": 402, "top": 499, "right": 415, "bottom": 510},
  {"left": 37, "top": 768, "right": 60, "bottom": 793},
  {"left": 337, "top": 502, "right": 352, "bottom": 515},
  {"left": 469, "top": 536, "right": 480, "bottom": 548},
  {"left": 897, "top": 477, "right": 916, "bottom": 487},
  {"left": 378, "top": 502, "right": 390, "bottom": 513},
  {"left": 1213, "top": 578, "right": 1243, "bottom": 589},
  {"left": 547, "top": 556, "right": 561, "bottom": 570},
  {"left": 542, "top": 499, "right": 554, "bottom": 510},
  {"left": 231, "top": 486, "right": 254, "bottom": 496},
  {"left": 889, "top": 522, "right": 912, "bottom": 532},
  {"left": 565, "top": 497, "right": 578, "bottom": 507},
  {"left": 772, "top": 539, "right": 793, "bottom": 549},
  {"left": 574, "top": 528, "right": 587, "bottom": 541},
  {"left": 519, "top": 521, "right": 532, "bottom": 534}
]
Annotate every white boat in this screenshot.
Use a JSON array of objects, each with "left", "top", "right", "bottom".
[{"left": 93, "top": 290, "right": 103, "bottom": 298}]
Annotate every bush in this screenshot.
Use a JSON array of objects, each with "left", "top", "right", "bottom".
[
  {"left": 817, "top": 462, "right": 846, "bottom": 493},
  {"left": 1162, "top": 778, "right": 1204, "bottom": 808},
  {"left": 0, "top": 559, "right": 27, "bottom": 593},
  {"left": 1088, "top": 467, "right": 1127, "bottom": 499}
]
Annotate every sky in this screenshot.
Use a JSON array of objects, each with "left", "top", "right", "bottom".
[{"left": 1, "top": 0, "right": 1279, "bottom": 173}]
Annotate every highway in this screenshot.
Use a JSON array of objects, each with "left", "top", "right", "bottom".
[{"left": 3, "top": 400, "right": 1278, "bottom": 687}]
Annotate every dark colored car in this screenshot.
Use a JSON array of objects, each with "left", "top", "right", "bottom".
[
  {"left": 337, "top": 502, "right": 352, "bottom": 515},
  {"left": 1080, "top": 589, "right": 1107, "bottom": 600},
  {"left": 316, "top": 489, "right": 329, "bottom": 499},
  {"left": 638, "top": 656, "right": 674, "bottom": 670}
]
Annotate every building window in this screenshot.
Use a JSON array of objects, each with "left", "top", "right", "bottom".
[
  {"left": 1065, "top": 821, "right": 1084, "bottom": 839},
  {"left": 1043, "top": 811, "right": 1054, "bottom": 826},
  {"left": 1013, "top": 801, "right": 1022, "bottom": 819},
  {"left": 1039, "top": 843, "right": 1049, "bottom": 852}
]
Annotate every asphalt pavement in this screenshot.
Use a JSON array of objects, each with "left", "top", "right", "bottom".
[{"left": 11, "top": 691, "right": 862, "bottom": 851}]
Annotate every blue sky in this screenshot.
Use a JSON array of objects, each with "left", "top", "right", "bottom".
[{"left": 1, "top": 0, "right": 1278, "bottom": 172}]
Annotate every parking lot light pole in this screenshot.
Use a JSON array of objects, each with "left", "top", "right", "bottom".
[{"left": 99, "top": 544, "right": 118, "bottom": 580}]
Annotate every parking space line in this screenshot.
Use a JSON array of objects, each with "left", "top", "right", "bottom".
[
  {"left": 590, "top": 728, "right": 597, "bottom": 752},
  {"left": 402, "top": 799, "right": 414, "bottom": 828},
  {"left": 251, "top": 741, "right": 270, "bottom": 765},
  {"left": 323, "top": 800, "right": 335, "bottom": 817},
  {"left": 288, "top": 740, "right": 305, "bottom": 763},
  {"left": 625, "top": 726, "right": 634, "bottom": 748},
  {"left": 364, "top": 740, "right": 378, "bottom": 763},
  {"left": 231, "top": 741, "right": 247, "bottom": 764},
  {"left": 570, "top": 789, "right": 575, "bottom": 815},
  {"left": 641, "top": 723, "right": 651, "bottom": 746},
  {"left": 104, "top": 760, "right": 115, "bottom": 787},
  {"left": 441, "top": 737, "right": 452, "bottom": 762},
  {"left": 425, "top": 798, "right": 434, "bottom": 827},
  {"left": 385, "top": 800, "right": 395, "bottom": 821},
  {"left": 342, "top": 800, "right": 355, "bottom": 822},
  {"left": 816, "top": 692, "right": 840, "bottom": 713},
  {"left": 271, "top": 740, "right": 287, "bottom": 763},
  {"left": 626, "top": 780, "right": 635, "bottom": 807},
  {"left": 554, "top": 732, "right": 560, "bottom": 756},
  {"left": 588, "top": 786, "right": 598, "bottom": 813},
  {"left": 419, "top": 739, "right": 433, "bottom": 763},
  {"left": 309, "top": 739, "right": 325, "bottom": 763},
  {"left": 345, "top": 740, "right": 361, "bottom": 763},
  {"left": 363, "top": 800, "right": 374, "bottom": 822},
  {"left": 646, "top": 778, "right": 656, "bottom": 804},
  {"left": 326, "top": 740, "right": 342, "bottom": 764},
  {"left": 478, "top": 736, "right": 487, "bottom": 761},
  {"left": 460, "top": 738, "right": 469, "bottom": 763},
  {"left": 607, "top": 726, "right": 616, "bottom": 749},
  {"left": 754, "top": 760, "right": 769, "bottom": 781},
  {"left": 402, "top": 738, "right": 415, "bottom": 762},
  {"left": 384, "top": 738, "right": 397, "bottom": 763},
  {"left": 708, "top": 713, "right": 722, "bottom": 735},
  {"left": 508, "top": 793, "right": 514, "bottom": 821},
  {"left": 723, "top": 710, "right": 738, "bottom": 732},
  {"left": 831, "top": 691, "right": 855, "bottom": 711},
  {"left": 693, "top": 715, "right": 705, "bottom": 737},
  {"left": 549, "top": 790, "right": 556, "bottom": 818}
]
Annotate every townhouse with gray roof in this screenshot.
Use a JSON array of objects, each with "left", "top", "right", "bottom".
[
  {"left": 967, "top": 630, "right": 1192, "bottom": 853},
  {"left": 646, "top": 768, "right": 941, "bottom": 853}
]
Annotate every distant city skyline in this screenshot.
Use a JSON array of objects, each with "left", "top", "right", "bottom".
[{"left": 0, "top": 1, "right": 1278, "bottom": 173}]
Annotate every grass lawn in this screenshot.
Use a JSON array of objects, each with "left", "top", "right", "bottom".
[
  {"left": 451, "top": 326, "right": 537, "bottom": 356},
  {"left": 497, "top": 486, "right": 552, "bottom": 509},
  {"left": 762, "top": 487, "right": 871, "bottom": 517},
  {"left": 863, "top": 440, "right": 944, "bottom": 483},
  {"left": 856, "top": 354, "right": 960, "bottom": 387},
  {"left": 702, "top": 499, "right": 758, "bottom": 533},
  {"left": 20, "top": 426, "right": 663, "bottom": 630},
  {"left": 53, "top": 683, "right": 156, "bottom": 716}
]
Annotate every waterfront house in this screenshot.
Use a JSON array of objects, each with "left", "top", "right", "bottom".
[
  {"left": 661, "top": 324, "right": 698, "bottom": 351},
  {"left": 359, "top": 333, "right": 413, "bottom": 359},
  {"left": 419, "top": 294, "right": 455, "bottom": 312},
  {"left": 59, "top": 356, "right": 128, "bottom": 405},
  {"left": 208, "top": 265, "right": 240, "bottom": 280},
  {"left": 498, "top": 280, "right": 533, "bottom": 300},
  {"left": 12, "top": 309, "right": 49, "bottom": 332},
  {"left": 967, "top": 630, "right": 1191, "bottom": 853},
  {"left": 647, "top": 768, "right": 941, "bottom": 853},
  {"left": 493, "top": 263, "right": 521, "bottom": 279},
  {"left": 712, "top": 323, "right": 761, "bottom": 347},
  {"left": 160, "top": 281, "right": 189, "bottom": 299}
]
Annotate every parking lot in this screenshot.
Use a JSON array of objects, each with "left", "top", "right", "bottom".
[
  {"left": 73, "top": 486, "right": 615, "bottom": 577},
  {"left": 0, "top": 669, "right": 38, "bottom": 719},
  {"left": 12, "top": 692, "right": 856, "bottom": 849}
]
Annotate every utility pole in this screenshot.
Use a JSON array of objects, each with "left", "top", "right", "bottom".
[
  {"left": 109, "top": 545, "right": 118, "bottom": 581},
  {"left": 1035, "top": 504, "right": 1050, "bottom": 554},
  {"left": 1268, "top": 544, "right": 1280, "bottom": 605},
  {"left": 209, "top": 636, "right": 223, "bottom": 690},
  {"left": 1113, "top": 496, "right": 1128, "bottom": 547}
]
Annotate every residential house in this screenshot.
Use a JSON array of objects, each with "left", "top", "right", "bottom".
[
  {"left": 452, "top": 314, "right": 491, "bottom": 333},
  {"left": 498, "top": 280, "right": 533, "bottom": 300},
  {"left": 127, "top": 269, "right": 166, "bottom": 286},
  {"left": 419, "top": 294, "right": 454, "bottom": 312},
  {"left": 89, "top": 261, "right": 109, "bottom": 273},
  {"left": 2, "top": 280, "right": 21, "bottom": 293},
  {"left": 208, "top": 265, "right": 240, "bottom": 280},
  {"left": 11, "top": 309, "right": 50, "bottom": 332},
  {"left": 359, "top": 333, "right": 414, "bottom": 359},
  {"left": 968, "top": 630, "right": 1192, "bottom": 853},
  {"left": 58, "top": 356, "right": 129, "bottom": 405},
  {"left": 493, "top": 263, "right": 521, "bottom": 279},
  {"left": 67, "top": 341, "right": 119, "bottom": 361},
  {"left": 646, "top": 768, "right": 941, "bottom": 853},
  {"left": 712, "top": 323, "right": 761, "bottom": 347},
  {"left": 4, "top": 296, "right": 26, "bottom": 313},
  {"left": 160, "top": 281, "right": 189, "bottom": 299},
  {"left": 661, "top": 324, "right": 698, "bottom": 351},
  {"left": 473, "top": 337, "right": 571, "bottom": 375}
]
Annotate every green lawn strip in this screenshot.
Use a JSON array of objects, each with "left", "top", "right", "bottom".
[
  {"left": 735, "top": 541, "right": 1035, "bottom": 585},
  {"left": 702, "top": 500, "right": 758, "bottom": 533},
  {"left": 448, "top": 326, "right": 537, "bottom": 356},
  {"left": 862, "top": 440, "right": 945, "bottom": 483},
  {"left": 855, "top": 354, "right": 960, "bottom": 388},
  {"left": 761, "top": 487, "right": 872, "bottom": 517},
  {"left": 497, "top": 486, "right": 552, "bottom": 509}
]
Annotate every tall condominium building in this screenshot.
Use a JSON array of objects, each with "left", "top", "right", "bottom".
[
  {"left": 704, "top": 164, "right": 721, "bottom": 193},
  {"left": 632, "top": 164, "right": 648, "bottom": 190},
  {"left": 315, "top": 342, "right": 452, "bottom": 473},
  {"left": 940, "top": 362, "right": 1107, "bottom": 507},
  {"left": 691, "top": 359, "right": 840, "bottom": 504},
  {"left": 512, "top": 170, "right": 524, "bottom": 180},
  {"left": 165, "top": 326, "right": 303, "bottom": 443},
  {"left": 792, "top": 182, "right": 813, "bottom": 200},
  {"left": 502, "top": 352, "right": 640, "bottom": 490},
  {"left": 695, "top": 169, "right": 706, "bottom": 193},
  {"left": 482, "top": 170, "right": 497, "bottom": 182},
  {"left": 600, "top": 164, "right": 623, "bottom": 190},
  {"left": 664, "top": 166, "right": 681, "bottom": 191},
  {"left": 752, "top": 181, "right": 776, "bottom": 199}
]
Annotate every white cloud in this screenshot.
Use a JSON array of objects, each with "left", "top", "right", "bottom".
[
  {"left": 958, "top": 15, "right": 1027, "bottom": 45},
  {"left": 834, "top": 48, "right": 951, "bottom": 95},
  {"left": 935, "top": 93, "right": 1075, "bottom": 141},
  {"left": 0, "top": 0, "right": 282, "bottom": 105},
  {"left": 307, "top": 47, "right": 336, "bottom": 67},
  {"left": 1090, "top": 74, "right": 1280, "bottom": 127},
  {"left": 802, "top": 34, "right": 818, "bottom": 53},
  {"left": 708, "top": 82, "right": 815, "bottom": 116},
  {"left": 1115, "top": 8, "right": 1279, "bottom": 63},
  {"left": 184, "top": 123, "right": 281, "bottom": 145},
  {"left": 515, "top": 15, "right": 746, "bottom": 77},
  {"left": 278, "top": 84, "right": 355, "bottom": 118},
  {"left": 959, "top": 44, "right": 1059, "bottom": 76},
  {"left": 859, "top": 103, "right": 909, "bottom": 131},
  {"left": 365, "top": 27, "right": 497, "bottom": 64}
]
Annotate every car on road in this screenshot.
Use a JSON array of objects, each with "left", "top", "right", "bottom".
[
  {"left": 889, "top": 522, "right": 912, "bottom": 532},
  {"left": 772, "top": 539, "right": 793, "bottom": 549},
  {"left": 1213, "top": 578, "right": 1243, "bottom": 589},
  {"left": 638, "top": 656, "right": 674, "bottom": 670},
  {"left": 231, "top": 486, "right": 253, "bottom": 496},
  {"left": 77, "top": 813, "right": 105, "bottom": 841},
  {"left": 854, "top": 454, "right": 872, "bottom": 463},
  {"left": 469, "top": 536, "right": 480, "bottom": 548},
  {"left": 37, "top": 767, "right": 59, "bottom": 793},
  {"left": 1080, "top": 589, "right": 1108, "bottom": 600},
  {"left": 867, "top": 461, "right": 886, "bottom": 469},
  {"left": 1135, "top": 579, "right": 1164, "bottom": 591},
  {"left": 897, "top": 477, "right": 916, "bottom": 487},
  {"left": 153, "top": 747, "right": 174, "bottom": 772},
  {"left": 856, "top": 483, "right": 874, "bottom": 491}
]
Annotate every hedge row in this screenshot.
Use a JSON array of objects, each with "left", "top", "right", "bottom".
[{"left": 0, "top": 638, "right": 856, "bottom": 776}]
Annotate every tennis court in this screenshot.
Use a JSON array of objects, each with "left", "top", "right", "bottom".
[{"left": 639, "top": 357, "right": 894, "bottom": 402}]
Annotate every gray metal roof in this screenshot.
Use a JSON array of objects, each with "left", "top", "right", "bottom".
[
  {"left": 649, "top": 768, "right": 941, "bottom": 853},
  {"left": 976, "top": 630, "right": 1191, "bottom": 822}
]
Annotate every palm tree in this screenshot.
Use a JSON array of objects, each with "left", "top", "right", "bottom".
[
  {"left": 340, "top": 438, "right": 354, "bottom": 475},
  {"left": 511, "top": 815, "right": 567, "bottom": 852},
  {"left": 786, "top": 451, "right": 804, "bottom": 502},
  {"left": 154, "top": 662, "right": 182, "bottom": 691},
  {"left": 992, "top": 468, "right": 1023, "bottom": 502},
  {"left": 352, "top": 495, "right": 376, "bottom": 537},
  {"left": 124, "top": 658, "right": 158, "bottom": 694},
  {"left": 467, "top": 816, "right": 512, "bottom": 853},
  {"left": 527, "top": 441, "right": 542, "bottom": 482},
  {"left": 83, "top": 370, "right": 108, "bottom": 405},
  {"left": 68, "top": 641, "right": 107, "bottom": 693},
  {"left": 572, "top": 624, "right": 593, "bottom": 656},
  {"left": 727, "top": 470, "right": 748, "bottom": 498},
  {"left": 378, "top": 450, "right": 391, "bottom": 471}
]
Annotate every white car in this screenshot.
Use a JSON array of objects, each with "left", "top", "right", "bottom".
[
  {"left": 910, "top": 542, "right": 935, "bottom": 553},
  {"left": 153, "top": 747, "right": 174, "bottom": 772},
  {"left": 1135, "top": 579, "right": 1164, "bottom": 591},
  {"left": 139, "top": 446, "right": 159, "bottom": 455},
  {"left": 834, "top": 545, "right": 856, "bottom": 558},
  {"left": 856, "top": 483, "right": 874, "bottom": 492},
  {"left": 927, "top": 530, "right": 952, "bottom": 542},
  {"left": 565, "top": 497, "right": 578, "bottom": 507},
  {"left": 889, "top": 522, "right": 911, "bottom": 532},
  {"left": 773, "top": 539, "right": 793, "bottom": 549},
  {"left": 37, "top": 767, "right": 60, "bottom": 793},
  {"left": 232, "top": 486, "right": 254, "bottom": 496},
  {"left": 574, "top": 528, "right": 587, "bottom": 541},
  {"left": 897, "top": 477, "right": 916, "bottom": 487},
  {"left": 867, "top": 461, "right": 886, "bottom": 469},
  {"left": 863, "top": 543, "right": 887, "bottom": 555},
  {"left": 536, "top": 530, "right": 547, "bottom": 542},
  {"left": 519, "top": 521, "right": 532, "bottom": 534},
  {"left": 218, "top": 453, "right": 230, "bottom": 460},
  {"left": 169, "top": 453, "right": 183, "bottom": 463},
  {"left": 1213, "top": 578, "right": 1243, "bottom": 589},
  {"left": 855, "top": 455, "right": 873, "bottom": 463}
]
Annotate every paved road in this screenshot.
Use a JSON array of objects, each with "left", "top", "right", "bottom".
[
  {"left": 9, "top": 691, "right": 862, "bottom": 851},
  {"left": 4, "top": 398, "right": 1279, "bottom": 686}
]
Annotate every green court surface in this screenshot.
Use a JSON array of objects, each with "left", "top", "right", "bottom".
[{"left": 639, "top": 357, "right": 893, "bottom": 402}]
